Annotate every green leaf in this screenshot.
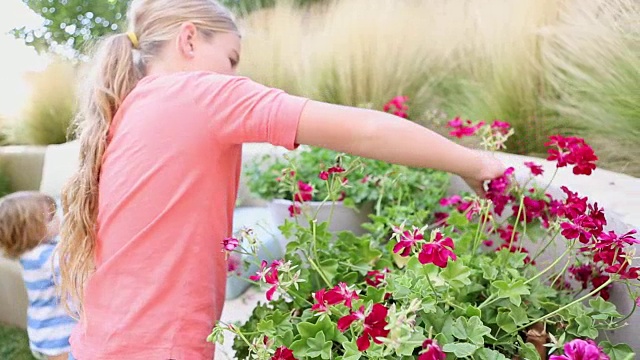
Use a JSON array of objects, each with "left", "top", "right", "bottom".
[
  {"left": 589, "top": 297, "right": 621, "bottom": 319},
  {"left": 307, "top": 332, "right": 332, "bottom": 359},
  {"left": 257, "top": 319, "right": 274, "bottom": 333},
  {"left": 601, "top": 341, "right": 636, "bottom": 360},
  {"left": 289, "top": 338, "right": 308, "bottom": 357},
  {"left": 440, "top": 260, "right": 472, "bottom": 288},
  {"left": 519, "top": 342, "right": 542, "bottom": 360},
  {"left": 341, "top": 341, "right": 362, "bottom": 360},
  {"left": 492, "top": 279, "right": 530, "bottom": 306},
  {"left": 481, "top": 263, "right": 499, "bottom": 280},
  {"left": 475, "top": 348, "right": 509, "bottom": 360},
  {"left": 297, "top": 316, "right": 338, "bottom": 341},
  {"left": 442, "top": 342, "right": 478, "bottom": 357},
  {"left": 465, "top": 305, "right": 482, "bottom": 318},
  {"left": 508, "top": 304, "right": 529, "bottom": 326},
  {"left": 496, "top": 309, "right": 518, "bottom": 333},
  {"left": 448, "top": 211, "right": 470, "bottom": 227},
  {"left": 279, "top": 330, "right": 294, "bottom": 345},
  {"left": 451, "top": 316, "right": 491, "bottom": 345},
  {"left": 575, "top": 315, "right": 599, "bottom": 338},
  {"left": 319, "top": 258, "right": 340, "bottom": 284}
]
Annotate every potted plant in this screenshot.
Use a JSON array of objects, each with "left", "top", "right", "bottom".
[{"left": 212, "top": 118, "right": 638, "bottom": 360}]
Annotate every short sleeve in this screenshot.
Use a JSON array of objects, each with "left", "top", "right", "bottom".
[{"left": 193, "top": 74, "right": 309, "bottom": 150}]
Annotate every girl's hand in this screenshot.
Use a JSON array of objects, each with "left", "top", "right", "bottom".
[{"left": 461, "top": 151, "right": 507, "bottom": 197}]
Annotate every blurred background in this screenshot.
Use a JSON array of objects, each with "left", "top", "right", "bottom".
[{"left": 0, "top": 0, "right": 638, "bottom": 175}]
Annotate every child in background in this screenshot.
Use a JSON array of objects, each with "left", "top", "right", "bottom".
[
  {"left": 57, "top": 0, "right": 506, "bottom": 359},
  {"left": 0, "top": 191, "right": 75, "bottom": 360}
]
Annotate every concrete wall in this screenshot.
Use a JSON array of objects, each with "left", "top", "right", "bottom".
[{"left": 0, "top": 145, "right": 46, "bottom": 192}]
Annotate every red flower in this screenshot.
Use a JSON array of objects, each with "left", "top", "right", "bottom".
[
  {"left": 288, "top": 204, "right": 301, "bottom": 217},
  {"left": 418, "top": 232, "right": 456, "bottom": 268},
  {"left": 636, "top": 297, "right": 640, "bottom": 307},
  {"left": 524, "top": 161, "right": 544, "bottom": 176},
  {"left": 545, "top": 135, "right": 598, "bottom": 175},
  {"left": 294, "top": 181, "right": 314, "bottom": 202},
  {"left": 596, "top": 229, "right": 639, "bottom": 249},
  {"left": 592, "top": 275, "right": 611, "bottom": 300},
  {"left": 486, "top": 167, "right": 515, "bottom": 216},
  {"left": 433, "top": 212, "right": 449, "bottom": 226},
  {"left": 327, "top": 282, "right": 360, "bottom": 307},
  {"left": 272, "top": 346, "right": 297, "bottom": 360},
  {"left": 439, "top": 195, "right": 462, "bottom": 207},
  {"left": 222, "top": 237, "right": 239, "bottom": 252},
  {"left": 482, "top": 239, "right": 494, "bottom": 247},
  {"left": 446, "top": 117, "right": 485, "bottom": 138},
  {"left": 311, "top": 289, "right": 332, "bottom": 313},
  {"left": 491, "top": 120, "right": 511, "bottom": 130},
  {"left": 497, "top": 224, "right": 520, "bottom": 243},
  {"left": 249, "top": 260, "right": 281, "bottom": 301},
  {"left": 312, "top": 283, "right": 360, "bottom": 312},
  {"left": 383, "top": 96, "right": 410, "bottom": 118},
  {"left": 319, "top": 171, "right": 329, "bottom": 181},
  {"left": 569, "top": 264, "right": 594, "bottom": 289},
  {"left": 561, "top": 217, "right": 595, "bottom": 244},
  {"left": 339, "top": 304, "right": 390, "bottom": 351},
  {"left": 552, "top": 186, "right": 588, "bottom": 221},
  {"left": 337, "top": 306, "right": 366, "bottom": 332},
  {"left": 227, "top": 254, "right": 242, "bottom": 275},
  {"left": 418, "top": 339, "right": 446, "bottom": 360},
  {"left": 392, "top": 225, "right": 424, "bottom": 257},
  {"left": 328, "top": 166, "right": 345, "bottom": 174},
  {"left": 365, "top": 269, "right": 389, "bottom": 287}
]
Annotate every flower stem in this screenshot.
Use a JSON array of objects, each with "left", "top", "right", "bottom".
[
  {"left": 542, "top": 167, "right": 559, "bottom": 193},
  {"left": 549, "top": 255, "right": 573, "bottom": 287},
  {"left": 472, "top": 202, "right": 491, "bottom": 254},
  {"left": 516, "top": 277, "right": 614, "bottom": 332},
  {"left": 531, "top": 228, "right": 561, "bottom": 262},
  {"left": 509, "top": 196, "right": 524, "bottom": 248},
  {"left": 477, "top": 294, "right": 497, "bottom": 310},
  {"left": 612, "top": 282, "right": 637, "bottom": 327},
  {"left": 525, "top": 245, "right": 572, "bottom": 285}
]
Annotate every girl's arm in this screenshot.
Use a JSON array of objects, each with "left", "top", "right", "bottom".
[{"left": 295, "top": 100, "right": 506, "bottom": 195}]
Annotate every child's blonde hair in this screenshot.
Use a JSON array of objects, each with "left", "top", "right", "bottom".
[
  {"left": 0, "top": 191, "right": 56, "bottom": 259},
  {"left": 58, "top": 0, "right": 238, "bottom": 314}
]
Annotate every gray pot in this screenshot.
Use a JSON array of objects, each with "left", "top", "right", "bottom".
[
  {"left": 226, "top": 207, "right": 284, "bottom": 300},
  {"left": 267, "top": 199, "right": 372, "bottom": 251}
]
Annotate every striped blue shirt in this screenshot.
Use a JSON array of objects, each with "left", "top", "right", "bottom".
[{"left": 20, "top": 239, "right": 76, "bottom": 356}]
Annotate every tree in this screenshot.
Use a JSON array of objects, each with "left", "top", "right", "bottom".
[
  {"left": 12, "top": 0, "right": 130, "bottom": 55},
  {"left": 12, "top": 0, "right": 325, "bottom": 55}
]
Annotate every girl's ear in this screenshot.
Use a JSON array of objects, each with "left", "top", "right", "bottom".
[{"left": 176, "top": 22, "right": 197, "bottom": 59}]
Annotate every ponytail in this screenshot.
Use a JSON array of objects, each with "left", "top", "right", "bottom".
[{"left": 57, "top": 33, "right": 143, "bottom": 316}]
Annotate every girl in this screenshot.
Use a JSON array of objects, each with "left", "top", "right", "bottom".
[
  {"left": 0, "top": 191, "right": 75, "bottom": 360},
  {"left": 58, "top": 0, "right": 506, "bottom": 359}
]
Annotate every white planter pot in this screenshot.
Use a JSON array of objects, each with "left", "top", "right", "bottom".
[{"left": 267, "top": 199, "right": 372, "bottom": 251}]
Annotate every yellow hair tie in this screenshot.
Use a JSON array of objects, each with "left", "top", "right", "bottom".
[{"left": 126, "top": 32, "right": 139, "bottom": 49}]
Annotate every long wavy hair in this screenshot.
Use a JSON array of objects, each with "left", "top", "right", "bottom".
[{"left": 57, "top": 0, "right": 238, "bottom": 316}]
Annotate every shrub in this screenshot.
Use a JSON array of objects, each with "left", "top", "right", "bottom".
[{"left": 6, "top": 61, "right": 76, "bottom": 145}]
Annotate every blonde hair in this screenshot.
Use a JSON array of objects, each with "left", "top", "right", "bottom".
[
  {"left": 58, "top": 0, "right": 238, "bottom": 315},
  {"left": 0, "top": 191, "right": 56, "bottom": 259}
]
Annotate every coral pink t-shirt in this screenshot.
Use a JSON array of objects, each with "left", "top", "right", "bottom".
[{"left": 69, "top": 72, "right": 307, "bottom": 359}]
